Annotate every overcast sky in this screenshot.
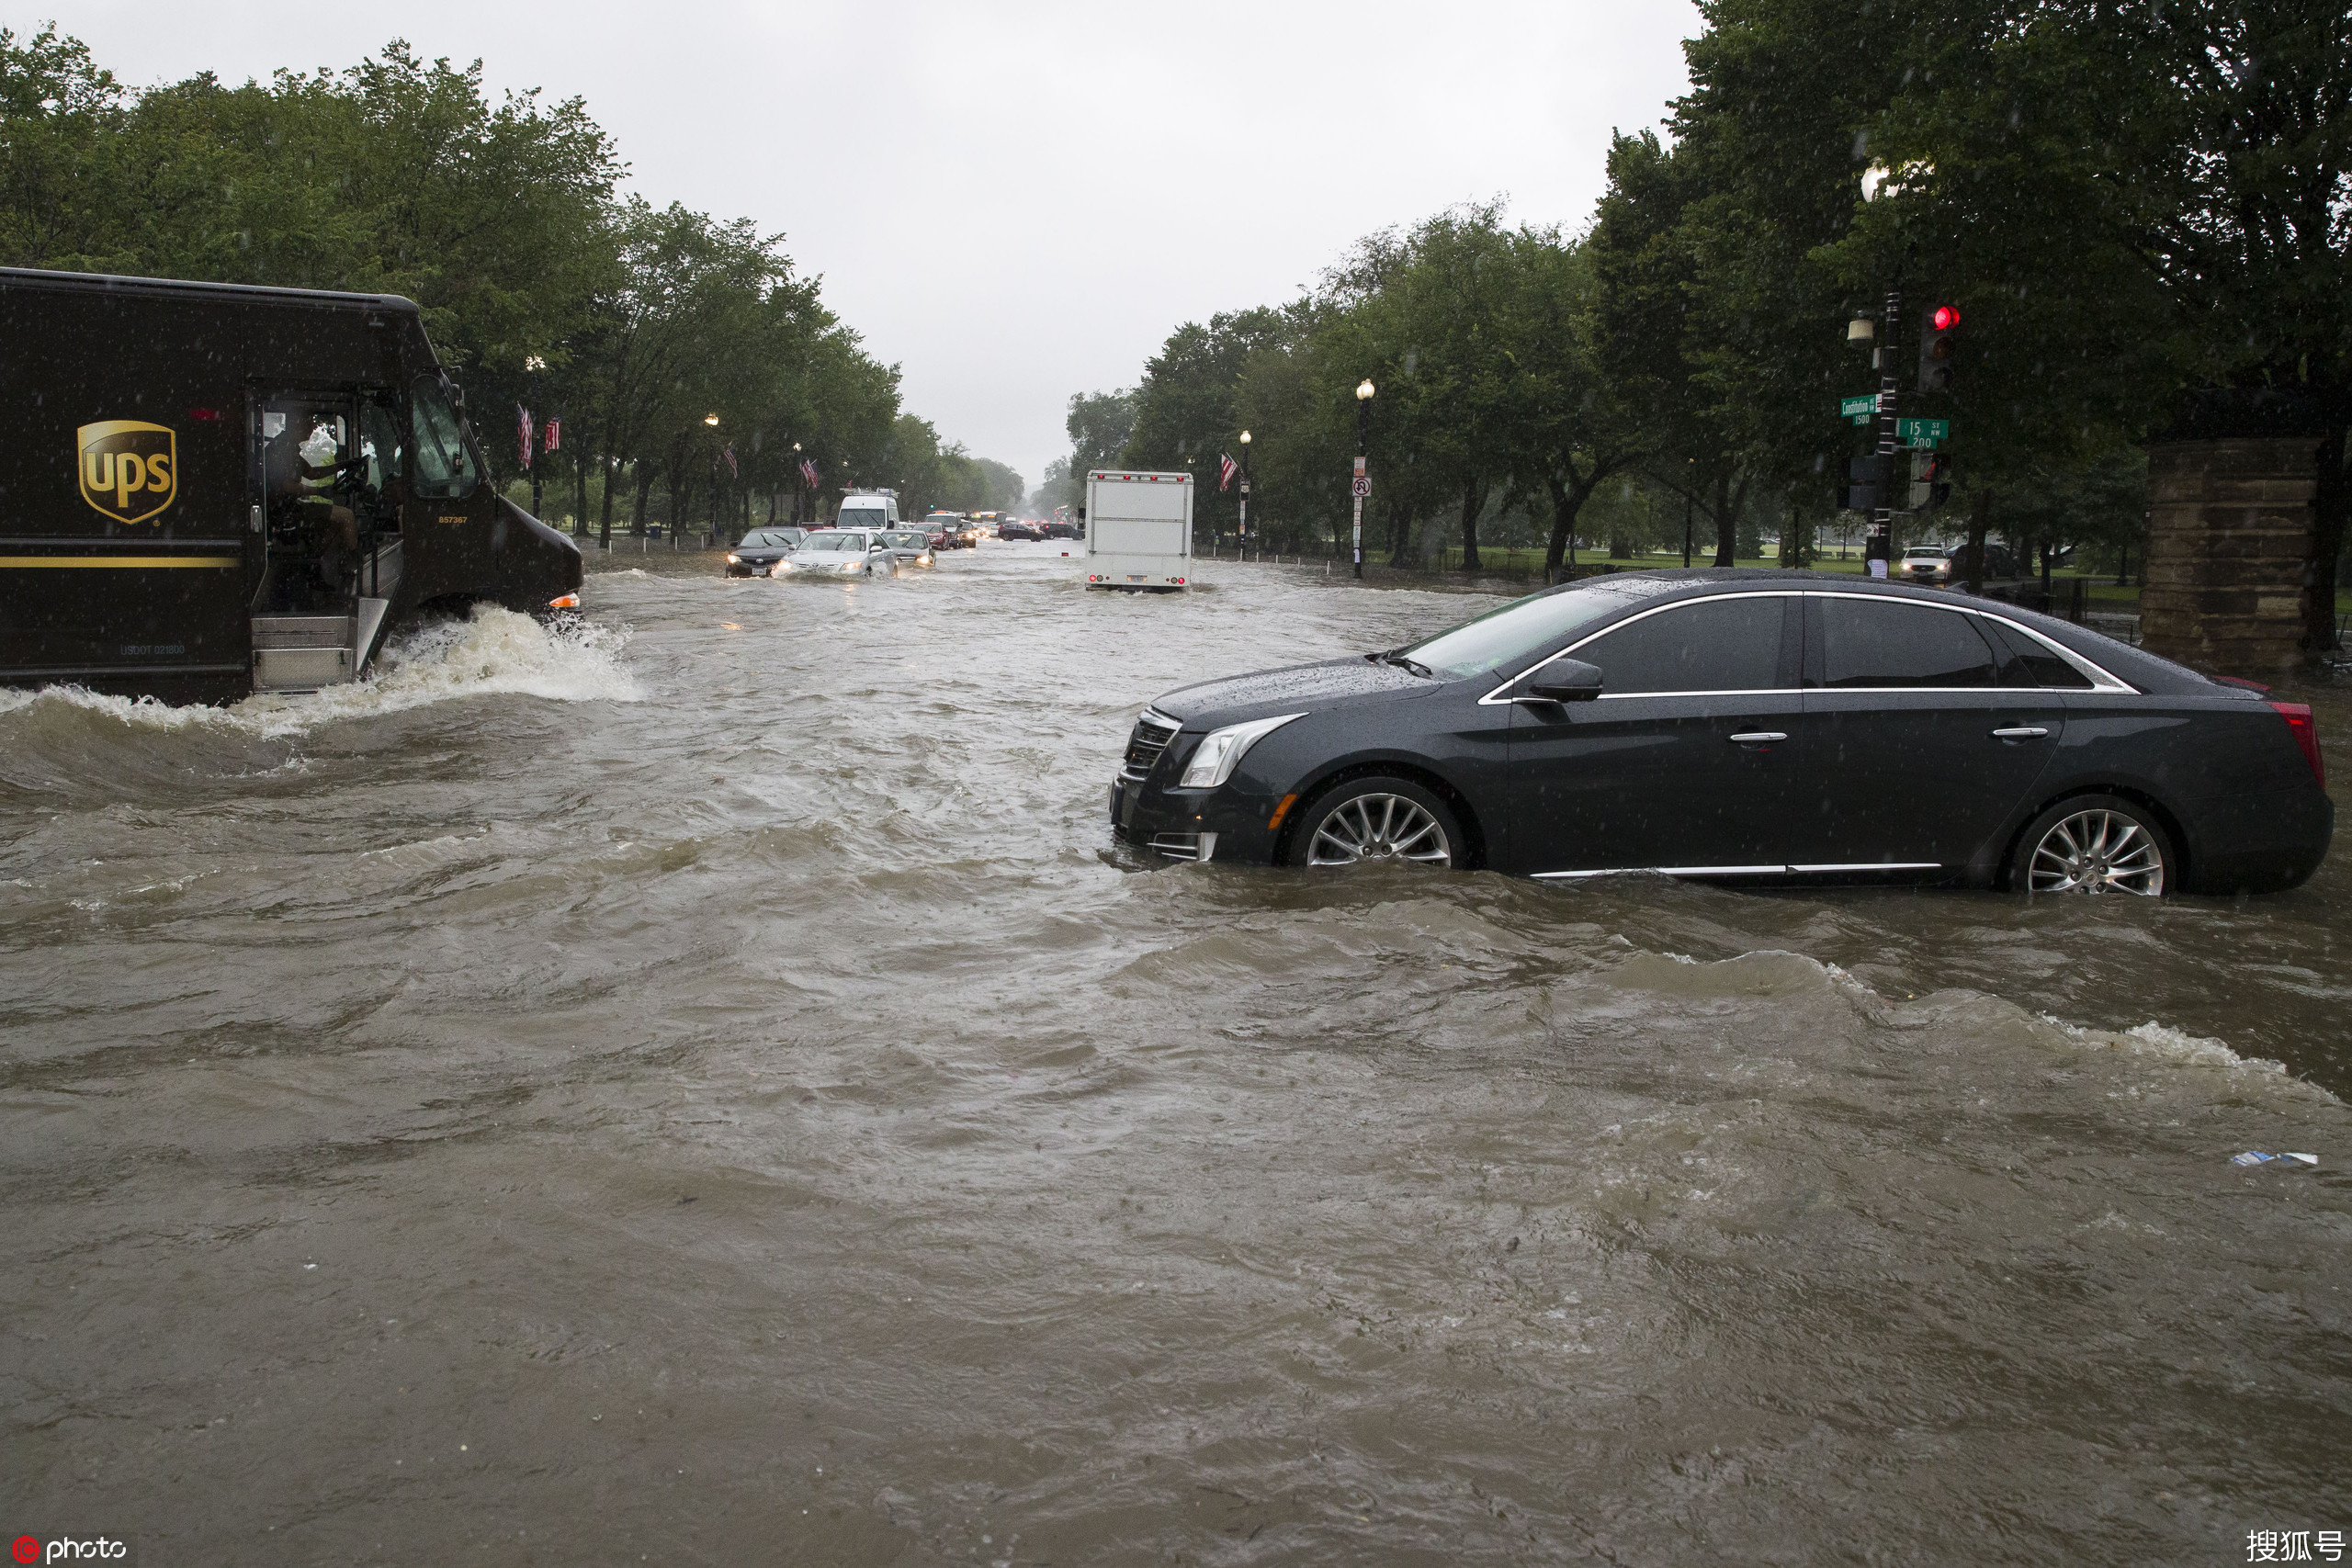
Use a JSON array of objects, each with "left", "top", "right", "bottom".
[{"left": 45, "top": 0, "right": 1699, "bottom": 500}]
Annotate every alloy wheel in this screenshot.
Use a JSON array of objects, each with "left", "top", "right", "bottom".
[
  {"left": 1306, "top": 793, "right": 1452, "bottom": 867},
  {"left": 2028, "top": 808, "right": 2165, "bottom": 895}
]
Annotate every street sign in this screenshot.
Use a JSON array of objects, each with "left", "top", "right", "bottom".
[
  {"left": 1352, "top": 456, "right": 1366, "bottom": 476},
  {"left": 1849, "top": 413, "right": 1871, "bottom": 426},
  {"left": 1239, "top": 481, "right": 1250, "bottom": 494},
  {"left": 1904, "top": 435, "right": 1939, "bottom": 450},
  {"left": 1839, "top": 395, "right": 1875, "bottom": 418},
  {"left": 1351, "top": 477, "right": 1372, "bottom": 498},
  {"left": 1896, "top": 418, "right": 1949, "bottom": 440}
]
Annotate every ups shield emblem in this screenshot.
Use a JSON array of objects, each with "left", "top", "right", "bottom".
[{"left": 77, "top": 420, "right": 178, "bottom": 525}]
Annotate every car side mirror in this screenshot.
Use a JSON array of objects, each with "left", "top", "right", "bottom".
[{"left": 1524, "top": 659, "right": 1603, "bottom": 703}]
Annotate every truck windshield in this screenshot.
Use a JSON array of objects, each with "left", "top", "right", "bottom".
[
  {"left": 410, "top": 376, "right": 480, "bottom": 499},
  {"left": 839, "top": 509, "right": 886, "bottom": 530}
]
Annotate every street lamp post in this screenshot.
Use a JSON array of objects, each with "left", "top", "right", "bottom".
[
  {"left": 1683, "top": 457, "right": 1694, "bottom": 568},
  {"left": 1353, "top": 379, "right": 1374, "bottom": 580},
  {"left": 704, "top": 412, "right": 720, "bottom": 547},
  {"left": 1238, "top": 430, "right": 1251, "bottom": 558},
  {"left": 792, "top": 442, "right": 803, "bottom": 524},
  {"left": 525, "top": 355, "right": 547, "bottom": 523}
]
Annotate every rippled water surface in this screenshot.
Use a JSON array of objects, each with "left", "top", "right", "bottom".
[{"left": 5, "top": 545, "right": 2348, "bottom": 1564}]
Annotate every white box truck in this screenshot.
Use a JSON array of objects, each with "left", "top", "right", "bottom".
[{"left": 1083, "top": 469, "right": 1193, "bottom": 591}]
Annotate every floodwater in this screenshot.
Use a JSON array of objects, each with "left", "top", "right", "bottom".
[{"left": 4, "top": 544, "right": 2347, "bottom": 1566}]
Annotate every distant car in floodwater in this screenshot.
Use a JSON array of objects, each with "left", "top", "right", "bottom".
[
  {"left": 726, "top": 527, "right": 808, "bottom": 577},
  {"left": 1109, "top": 570, "right": 2330, "bottom": 896},
  {"left": 772, "top": 529, "right": 898, "bottom": 580}
]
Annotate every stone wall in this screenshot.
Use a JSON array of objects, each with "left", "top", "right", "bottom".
[{"left": 2141, "top": 436, "right": 2316, "bottom": 672}]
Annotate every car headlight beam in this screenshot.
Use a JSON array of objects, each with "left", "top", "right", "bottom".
[{"left": 1179, "top": 713, "right": 1305, "bottom": 790}]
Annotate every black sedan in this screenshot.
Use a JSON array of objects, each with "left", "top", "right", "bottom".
[
  {"left": 1108, "top": 570, "right": 2332, "bottom": 895},
  {"left": 725, "top": 526, "right": 808, "bottom": 577}
]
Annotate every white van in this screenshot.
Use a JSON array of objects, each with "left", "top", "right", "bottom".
[
  {"left": 1083, "top": 469, "right": 1193, "bottom": 591},
  {"left": 836, "top": 491, "right": 899, "bottom": 531}
]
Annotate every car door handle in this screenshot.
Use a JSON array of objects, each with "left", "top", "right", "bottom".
[
  {"left": 1727, "top": 731, "right": 1788, "bottom": 744},
  {"left": 1990, "top": 726, "right": 2050, "bottom": 739}
]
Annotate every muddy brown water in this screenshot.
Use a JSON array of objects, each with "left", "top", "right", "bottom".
[{"left": 4, "top": 545, "right": 2347, "bottom": 1565}]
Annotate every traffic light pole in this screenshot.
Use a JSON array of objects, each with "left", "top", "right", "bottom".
[{"left": 1869, "top": 285, "right": 1899, "bottom": 576}]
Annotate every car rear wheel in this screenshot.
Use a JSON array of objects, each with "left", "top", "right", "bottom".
[
  {"left": 1287, "top": 777, "right": 1460, "bottom": 869},
  {"left": 2009, "top": 794, "right": 2172, "bottom": 896}
]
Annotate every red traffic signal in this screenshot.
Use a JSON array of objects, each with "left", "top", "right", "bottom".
[
  {"left": 1930, "top": 304, "right": 1961, "bottom": 331},
  {"left": 1917, "top": 306, "right": 1960, "bottom": 394}
]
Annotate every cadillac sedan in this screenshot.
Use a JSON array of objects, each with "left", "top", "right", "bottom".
[{"left": 1108, "top": 570, "right": 2331, "bottom": 895}]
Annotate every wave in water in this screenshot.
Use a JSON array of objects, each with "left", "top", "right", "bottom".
[{"left": 0, "top": 605, "right": 640, "bottom": 739}]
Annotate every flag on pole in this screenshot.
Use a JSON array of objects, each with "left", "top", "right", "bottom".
[
  {"left": 1218, "top": 453, "right": 1238, "bottom": 491},
  {"left": 799, "top": 457, "right": 820, "bottom": 487},
  {"left": 517, "top": 406, "right": 535, "bottom": 470},
  {"left": 722, "top": 445, "right": 739, "bottom": 479},
  {"left": 543, "top": 413, "right": 561, "bottom": 455}
]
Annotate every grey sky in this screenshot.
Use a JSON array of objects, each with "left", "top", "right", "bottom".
[{"left": 46, "top": 0, "right": 1698, "bottom": 500}]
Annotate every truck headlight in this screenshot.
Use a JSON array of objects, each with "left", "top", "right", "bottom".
[{"left": 1179, "top": 713, "right": 1304, "bottom": 789}]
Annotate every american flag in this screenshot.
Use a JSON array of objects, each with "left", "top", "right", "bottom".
[
  {"left": 1218, "top": 453, "right": 1238, "bottom": 491},
  {"left": 799, "top": 457, "right": 820, "bottom": 487},
  {"left": 722, "top": 445, "right": 739, "bottom": 479},
  {"left": 543, "top": 413, "right": 561, "bottom": 455},
  {"left": 516, "top": 406, "right": 534, "bottom": 470}
]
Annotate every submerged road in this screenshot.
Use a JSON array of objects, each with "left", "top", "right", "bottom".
[{"left": 3, "top": 542, "right": 2347, "bottom": 1563}]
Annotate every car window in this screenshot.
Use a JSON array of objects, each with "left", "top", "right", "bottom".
[
  {"left": 1573, "top": 596, "right": 1789, "bottom": 694},
  {"left": 1984, "top": 618, "right": 2094, "bottom": 689},
  {"left": 1815, "top": 597, "right": 1998, "bottom": 688},
  {"left": 1404, "top": 578, "right": 1685, "bottom": 680},
  {"left": 807, "top": 534, "right": 853, "bottom": 551}
]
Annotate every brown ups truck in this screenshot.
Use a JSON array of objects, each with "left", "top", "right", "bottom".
[{"left": 0, "top": 267, "right": 583, "bottom": 704}]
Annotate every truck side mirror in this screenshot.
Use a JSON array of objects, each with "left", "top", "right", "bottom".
[{"left": 1524, "top": 659, "right": 1603, "bottom": 702}]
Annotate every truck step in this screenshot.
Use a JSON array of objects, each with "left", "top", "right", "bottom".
[{"left": 250, "top": 601, "right": 385, "bottom": 691}]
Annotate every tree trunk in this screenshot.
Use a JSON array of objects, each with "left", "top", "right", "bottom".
[
  {"left": 1712, "top": 469, "right": 1736, "bottom": 567},
  {"left": 1781, "top": 496, "right": 1807, "bottom": 570},
  {"left": 632, "top": 462, "right": 653, "bottom": 535},
  {"left": 572, "top": 431, "right": 590, "bottom": 538},
  {"left": 1386, "top": 499, "right": 1412, "bottom": 567},
  {"left": 2304, "top": 421, "right": 2347, "bottom": 656},
  {"left": 1544, "top": 466, "right": 1610, "bottom": 579},
  {"left": 1964, "top": 488, "right": 1991, "bottom": 594},
  {"left": 598, "top": 452, "right": 616, "bottom": 549},
  {"left": 1459, "top": 476, "right": 1487, "bottom": 571}
]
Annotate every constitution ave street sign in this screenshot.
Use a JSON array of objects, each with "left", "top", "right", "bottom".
[
  {"left": 1351, "top": 477, "right": 1373, "bottom": 498},
  {"left": 1839, "top": 394, "right": 1875, "bottom": 418}
]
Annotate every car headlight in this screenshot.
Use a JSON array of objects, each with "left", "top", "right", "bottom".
[
  {"left": 840, "top": 560, "right": 861, "bottom": 572},
  {"left": 725, "top": 553, "right": 741, "bottom": 563},
  {"left": 918, "top": 554, "right": 932, "bottom": 564},
  {"left": 1179, "top": 713, "right": 1305, "bottom": 789}
]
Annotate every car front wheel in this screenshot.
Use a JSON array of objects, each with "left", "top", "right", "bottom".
[
  {"left": 2008, "top": 794, "right": 2173, "bottom": 896},
  {"left": 1286, "top": 776, "right": 1461, "bottom": 869}
]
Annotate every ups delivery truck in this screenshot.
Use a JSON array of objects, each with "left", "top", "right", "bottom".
[{"left": 0, "top": 267, "right": 583, "bottom": 704}]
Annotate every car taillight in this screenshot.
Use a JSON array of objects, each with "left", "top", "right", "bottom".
[{"left": 2268, "top": 702, "right": 2324, "bottom": 788}]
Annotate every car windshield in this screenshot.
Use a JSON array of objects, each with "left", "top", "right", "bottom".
[
  {"left": 804, "top": 534, "right": 861, "bottom": 552},
  {"left": 742, "top": 531, "right": 796, "bottom": 547},
  {"left": 1905, "top": 548, "right": 1949, "bottom": 558},
  {"left": 885, "top": 533, "right": 922, "bottom": 547},
  {"left": 1398, "top": 578, "right": 1688, "bottom": 680}
]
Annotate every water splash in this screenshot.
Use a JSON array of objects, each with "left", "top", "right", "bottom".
[{"left": 0, "top": 605, "right": 639, "bottom": 741}]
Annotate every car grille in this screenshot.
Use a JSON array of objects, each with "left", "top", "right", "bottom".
[
  {"left": 1149, "top": 832, "right": 1208, "bottom": 862},
  {"left": 1121, "top": 709, "right": 1180, "bottom": 783}
]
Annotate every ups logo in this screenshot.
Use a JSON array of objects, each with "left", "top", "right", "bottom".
[{"left": 77, "top": 420, "right": 178, "bottom": 525}]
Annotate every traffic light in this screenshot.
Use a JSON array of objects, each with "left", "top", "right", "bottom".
[
  {"left": 1838, "top": 454, "right": 1887, "bottom": 512},
  {"left": 1916, "top": 304, "right": 1959, "bottom": 394}
]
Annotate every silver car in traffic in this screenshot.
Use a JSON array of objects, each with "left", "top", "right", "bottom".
[{"left": 773, "top": 529, "right": 899, "bottom": 580}]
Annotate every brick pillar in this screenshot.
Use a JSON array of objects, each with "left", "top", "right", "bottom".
[{"left": 2141, "top": 437, "right": 2316, "bottom": 672}]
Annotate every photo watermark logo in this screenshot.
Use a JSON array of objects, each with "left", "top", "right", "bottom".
[{"left": 11, "top": 1538, "right": 129, "bottom": 1563}]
